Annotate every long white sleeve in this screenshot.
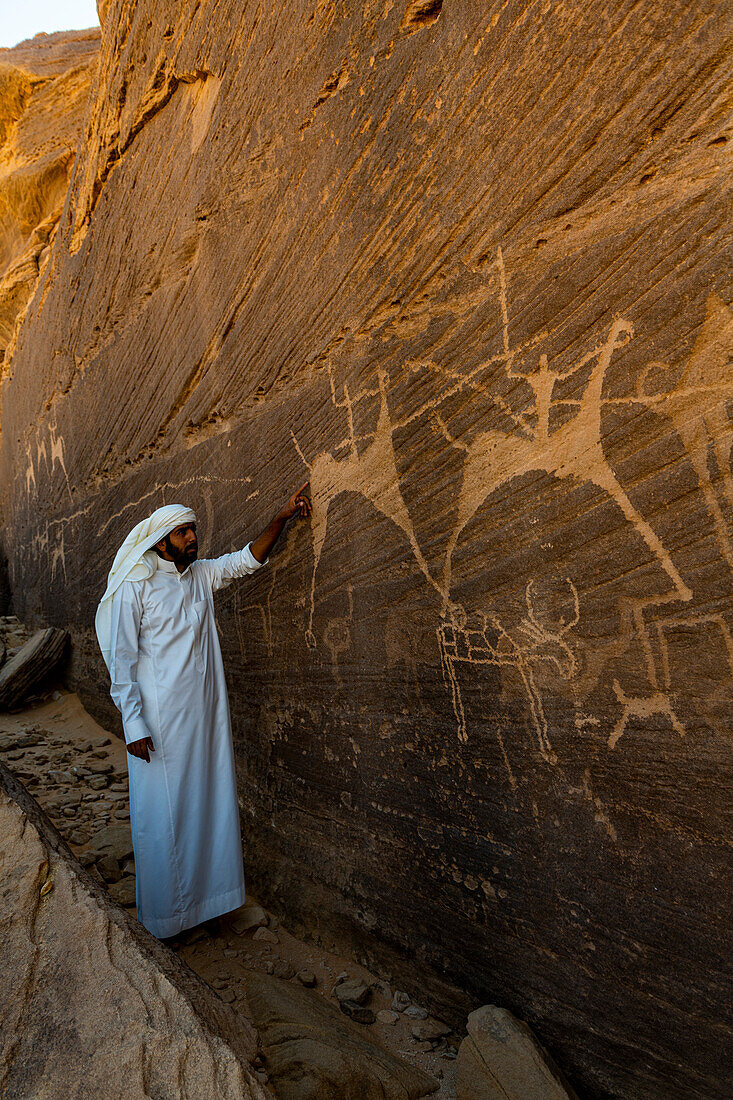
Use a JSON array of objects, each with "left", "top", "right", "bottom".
[
  {"left": 108, "top": 580, "right": 151, "bottom": 745},
  {"left": 196, "top": 542, "right": 268, "bottom": 593}
]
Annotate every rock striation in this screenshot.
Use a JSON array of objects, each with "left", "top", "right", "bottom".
[
  {"left": 0, "top": 3, "right": 731, "bottom": 1098},
  {"left": 0, "top": 761, "right": 269, "bottom": 1099},
  {"left": 0, "top": 30, "right": 100, "bottom": 368}
]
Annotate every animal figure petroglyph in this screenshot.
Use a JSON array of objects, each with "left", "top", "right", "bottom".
[
  {"left": 292, "top": 369, "right": 439, "bottom": 647},
  {"left": 609, "top": 680, "right": 685, "bottom": 749},
  {"left": 437, "top": 578, "right": 579, "bottom": 766},
  {"left": 628, "top": 293, "right": 733, "bottom": 568},
  {"left": 440, "top": 251, "right": 692, "bottom": 610},
  {"left": 291, "top": 245, "right": 731, "bottom": 756}
]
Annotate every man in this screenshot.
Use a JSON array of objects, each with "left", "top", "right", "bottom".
[{"left": 94, "top": 483, "right": 310, "bottom": 939}]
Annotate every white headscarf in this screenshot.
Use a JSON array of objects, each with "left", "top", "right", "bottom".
[{"left": 95, "top": 503, "right": 197, "bottom": 672}]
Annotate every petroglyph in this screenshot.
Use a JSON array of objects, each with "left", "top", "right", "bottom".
[
  {"left": 440, "top": 249, "right": 692, "bottom": 610},
  {"left": 324, "top": 584, "right": 354, "bottom": 686},
  {"left": 292, "top": 368, "right": 440, "bottom": 647},
  {"left": 609, "top": 680, "right": 685, "bottom": 749},
  {"left": 437, "top": 578, "right": 579, "bottom": 765},
  {"left": 622, "top": 293, "right": 733, "bottom": 567},
  {"left": 289, "top": 245, "right": 732, "bottom": 755}
]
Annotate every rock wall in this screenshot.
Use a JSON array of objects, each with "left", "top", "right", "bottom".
[
  {"left": 0, "top": 30, "right": 100, "bottom": 365},
  {"left": 0, "top": 3, "right": 731, "bottom": 1097}
]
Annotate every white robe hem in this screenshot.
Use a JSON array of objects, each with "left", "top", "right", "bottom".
[{"left": 139, "top": 882, "right": 246, "bottom": 939}]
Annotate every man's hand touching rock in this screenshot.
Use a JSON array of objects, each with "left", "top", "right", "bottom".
[{"left": 278, "top": 480, "right": 311, "bottom": 522}]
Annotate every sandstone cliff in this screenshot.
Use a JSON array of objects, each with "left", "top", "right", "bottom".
[
  {"left": 0, "top": 29, "right": 100, "bottom": 366},
  {"left": 0, "top": 4, "right": 731, "bottom": 1097}
]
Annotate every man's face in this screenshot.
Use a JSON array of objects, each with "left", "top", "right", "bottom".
[{"left": 158, "top": 523, "right": 198, "bottom": 565}]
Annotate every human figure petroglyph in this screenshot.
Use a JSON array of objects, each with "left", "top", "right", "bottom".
[
  {"left": 437, "top": 577, "right": 580, "bottom": 765},
  {"left": 324, "top": 584, "right": 354, "bottom": 687}
]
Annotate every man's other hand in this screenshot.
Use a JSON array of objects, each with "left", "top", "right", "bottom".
[
  {"left": 279, "top": 480, "right": 311, "bottom": 521},
  {"left": 127, "top": 736, "right": 155, "bottom": 762}
]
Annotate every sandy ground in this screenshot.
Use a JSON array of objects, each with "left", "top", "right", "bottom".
[{"left": 0, "top": 686, "right": 459, "bottom": 1097}]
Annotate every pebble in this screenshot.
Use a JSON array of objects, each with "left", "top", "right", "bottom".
[
  {"left": 61, "top": 807, "right": 77, "bottom": 818},
  {"left": 107, "top": 876, "right": 136, "bottom": 907},
  {"left": 96, "top": 854, "right": 122, "bottom": 882},
  {"left": 88, "top": 776, "right": 109, "bottom": 790},
  {"left": 252, "top": 926, "right": 278, "bottom": 944},
  {"left": 87, "top": 761, "right": 114, "bottom": 775},
  {"left": 223, "top": 948, "right": 238, "bottom": 958},
  {"left": 231, "top": 905, "right": 268, "bottom": 934},
  {"left": 339, "top": 1001, "right": 376, "bottom": 1025},
  {"left": 335, "top": 979, "right": 370, "bottom": 1006},
  {"left": 297, "top": 969, "right": 317, "bottom": 987},
  {"left": 391, "top": 990, "right": 411, "bottom": 1012},
  {"left": 262, "top": 960, "right": 275, "bottom": 974},
  {"left": 273, "top": 959, "right": 295, "bottom": 980},
  {"left": 376, "top": 1009, "right": 399, "bottom": 1025},
  {"left": 371, "top": 980, "right": 392, "bottom": 999},
  {"left": 404, "top": 1004, "right": 428, "bottom": 1020},
  {"left": 411, "top": 1021, "right": 451, "bottom": 1042}
]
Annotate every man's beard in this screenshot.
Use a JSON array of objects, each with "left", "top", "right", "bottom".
[{"left": 165, "top": 537, "right": 197, "bottom": 565}]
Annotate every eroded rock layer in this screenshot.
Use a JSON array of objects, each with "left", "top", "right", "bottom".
[
  {"left": 0, "top": 3, "right": 731, "bottom": 1097},
  {"left": 0, "top": 762, "right": 267, "bottom": 1098}
]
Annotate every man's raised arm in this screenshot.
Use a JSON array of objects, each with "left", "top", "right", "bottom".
[
  {"left": 249, "top": 480, "right": 311, "bottom": 562},
  {"left": 201, "top": 481, "right": 311, "bottom": 594}
]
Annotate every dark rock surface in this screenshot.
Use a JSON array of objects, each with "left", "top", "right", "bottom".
[{"left": 0, "top": 4, "right": 731, "bottom": 1098}]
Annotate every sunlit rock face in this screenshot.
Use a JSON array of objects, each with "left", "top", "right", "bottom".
[
  {"left": 0, "top": 29, "right": 100, "bottom": 365},
  {"left": 0, "top": 3, "right": 730, "bottom": 1097}
]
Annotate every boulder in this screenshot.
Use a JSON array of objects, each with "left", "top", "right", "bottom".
[
  {"left": 244, "top": 971, "right": 438, "bottom": 1099},
  {"left": 0, "top": 762, "right": 268, "bottom": 1099},
  {"left": 457, "top": 1006, "right": 576, "bottom": 1100},
  {"left": 0, "top": 628, "right": 69, "bottom": 709}
]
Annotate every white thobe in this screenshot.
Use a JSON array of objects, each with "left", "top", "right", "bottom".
[{"left": 107, "top": 542, "right": 267, "bottom": 938}]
